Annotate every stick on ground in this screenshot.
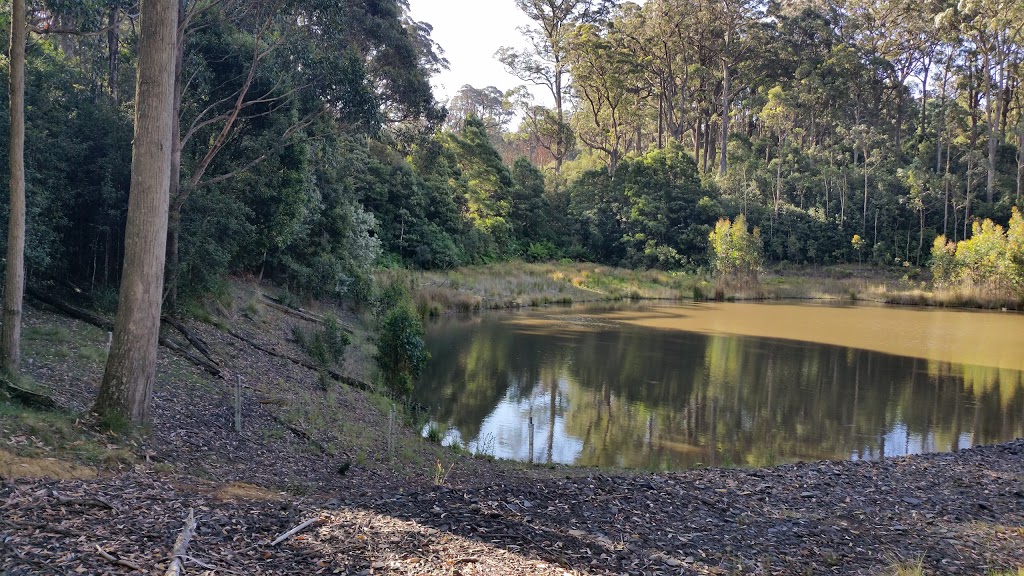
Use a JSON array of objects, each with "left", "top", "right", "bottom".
[
  {"left": 95, "top": 545, "right": 145, "bottom": 572},
  {"left": 270, "top": 516, "right": 321, "bottom": 546},
  {"left": 164, "top": 508, "right": 197, "bottom": 576}
]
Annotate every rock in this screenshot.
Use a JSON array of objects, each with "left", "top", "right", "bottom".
[
  {"left": 902, "top": 497, "right": 923, "bottom": 505},
  {"left": 800, "top": 492, "right": 817, "bottom": 498}
]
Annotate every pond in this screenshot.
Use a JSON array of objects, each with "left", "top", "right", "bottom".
[{"left": 412, "top": 301, "right": 1024, "bottom": 471}]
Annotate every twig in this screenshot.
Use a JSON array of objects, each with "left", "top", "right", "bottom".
[
  {"left": 53, "top": 491, "right": 118, "bottom": 511},
  {"left": 183, "top": 557, "right": 248, "bottom": 576},
  {"left": 164, "top": 508, "right": 197, "bottom": 576},
  {"left": 185, "top": 555, "right": 216, "bottom": 569},
  {"left": 96, "top": 545, "right": 145, "bottom": 572},
  {"left": 270, "top": 516, "right": 322, "bottom": 546}
]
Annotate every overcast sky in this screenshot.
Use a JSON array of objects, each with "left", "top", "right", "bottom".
[{"left": 407, "top": 0, "right": 551, "bottom": 106}]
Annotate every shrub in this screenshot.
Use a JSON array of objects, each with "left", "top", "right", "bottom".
[
  {"left": 375, "top": 304, "right": 429, "bottom": 398},
  {"left": 708, "top": 214, "right": 763, "bottom": 281},
  {"left": 294, "top": 314, "right": 349, "bottom": 368},
  {"left": 930, "top": 208, "right": 1024, "bottom": 294}
]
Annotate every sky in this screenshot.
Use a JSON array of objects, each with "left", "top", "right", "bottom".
[{"left": 406, "top": 0, "right": 551, "bottom": 106}]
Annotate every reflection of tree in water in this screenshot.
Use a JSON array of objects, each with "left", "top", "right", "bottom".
[{"left": 414, "top": 312, "right": 1024, "bottom": 470}]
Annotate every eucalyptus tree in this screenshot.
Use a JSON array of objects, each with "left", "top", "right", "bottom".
[
  {"left": 445, "top": 84, "right": 513, "bottom": 136},
  {"left": 715, "top": 0, "right": 761, "bottom": 175},
  {"left": 566, "top": 3, "right": 649, "bottom": 174},
  {"left": 93, "top": 0, "right": 178, "bottom": 426},
  {"left": 2, "top": 0, "right": 134, "bottom": 373},
  {"left": 3, "top": 0, "right": 27, "bottom": 374},
  {"left": 940, "top": 0, "right": 1024, "bottom": 202},
  {"left": 498, "top": 0, "right": 609, "bottom": 175}
]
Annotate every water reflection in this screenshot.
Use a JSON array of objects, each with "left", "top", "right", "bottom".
[{"left": 413, "top": 302, "right": 1024, "bottom": 470}]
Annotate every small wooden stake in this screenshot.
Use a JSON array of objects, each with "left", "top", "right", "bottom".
[
  {"left": 528, "top": 416, "right": 535, "bottom": 464},
  {"left": 234, "top": 375, "right": 242, "bottom": 433},
  {"left": 388, "top": 404, "right": 396, "bottom": 461}
]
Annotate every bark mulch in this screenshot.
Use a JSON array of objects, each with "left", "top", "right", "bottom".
[{"left": 2, "top": 440, "right": 1023, "bottom": 575}]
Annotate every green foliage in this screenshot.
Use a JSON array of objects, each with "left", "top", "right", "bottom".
[
  {"left": 374, "top": 280, "right": 429, "bottom": 397},
  {"left": 294, "top": 314, "right": 350, "bottom": 368},
  {"left": 930, "top": 208, "right": 1024, "bottom": 294},
  {"left": 709, "top": 214, "right": 763, "bottom": 281},
  {"left": 376, "top": 304, "right": 429, "bottom": 398}
]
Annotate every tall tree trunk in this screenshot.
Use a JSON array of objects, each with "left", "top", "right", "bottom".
[
  {"left": 944, "top": 141, "right": 951, "bottom": 237},
  {"left": 919, "top": 61, "right": 929, "bottom": 143},
  {"left": 2, "top": 0, "right": 27, "bottom": 374},
  {"left": 94, "top": 0, "right": 179, "bottom": 426},
  {"left": 862, "top": 148, "right": 869, "bottom": 235},
  {"left": 894, "top": 91, "right": 904, "bottom": 161},
  {"left": 719, "top": 58, "right": 730, "bottom": 176},
  {"left": 984, "top": 50, "right": 997, "bottom": 203},
  {"left": 1017, "top": 129, "right": 1023, "bottom": 202},
  {"left": 165, "top": 19, "right": 185, "bottom": 310},
  {"left": 107, "top": 5, "right": 120, "bottom": 102},
  {"left": 917, "top": 205, "right": 924, "bottom": 265},
  {"left": 554, "top": 59, "right": 565, "bottom": 177}
]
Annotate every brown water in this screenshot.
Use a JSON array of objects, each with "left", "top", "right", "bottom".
[{"left": 413, "top": 301, "right": 1024, "bottom": 470}]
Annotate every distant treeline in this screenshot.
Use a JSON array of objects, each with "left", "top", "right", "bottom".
[{"left": 1, "top": 0, "right": 1023, "bottom": 307}]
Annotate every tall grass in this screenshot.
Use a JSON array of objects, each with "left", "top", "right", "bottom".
[
  {"left": 396, "top": 261, "right": 700, "bottom": 315},
  {"left": 390, "top": 260, "right": 1023, "bottom": 316}
]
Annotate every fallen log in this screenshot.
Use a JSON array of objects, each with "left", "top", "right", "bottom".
[
  {"left": 164, "top": 508, "right": 196, "bottom": 576},
  {"left": 266, "top": 412, "right": 328, "bottom": 454},
  {"left": 224, "top": 328, "right": 371, "bottom": 392},
  {"left": 260, "top": 295, "right": 355, "bottom": 334},
  {"left": 158, "top": 337, "right": 223, "bottom": 378},
  {"left": 0, "top": 378, "right": 57, "bottom": 410},
  {"left": 260, "top": 295, "right": 325, "bottom": 324},
  {"left": 27, "top": 288, "right": 223, "bottom": 379},
  {"left": 26, "top": 287, "right": 112, "bottom": 331}
]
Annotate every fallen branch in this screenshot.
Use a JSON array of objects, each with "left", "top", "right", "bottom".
[
  {"left": 53, "top": 491, "right": 117, "bottom": 511},
  {"left": 161, "top": 316, "right": 219, "bottom": 366},
  {"left": 261, "top": 295, "right": 325, "bottom": 324},
  {"left": 266, "top": 413, "right": 328, "bottom": 454},
  {"left": 164, "top": 508, "right": 197, "bottom": 576},
  {"left": 261, "top": 295, "right": 356, "bottom": 334},
  {"left": 26, "top": 287, "right": 112, "bottom": 330},
  {"left": 224, "top": 328, "right": 371, "bottom": 392},
  {"left": 0, "top": 378, "right": 57, "bottom": 410},
  {"left": 26, "top": 288, "right": 223, "bottom": 379},
  {"left": 270, "top": 516, "right": 322, "bottom": 546},
  {"left": 96, "top": 545, "right": 145, "bottom": 572},
  {"left": 159, "top": 336, "right": 223, "bottom": 379}
]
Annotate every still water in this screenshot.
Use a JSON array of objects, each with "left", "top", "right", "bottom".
[{"left": 413, "top": 301, "right": 1024, "bottom": 470}]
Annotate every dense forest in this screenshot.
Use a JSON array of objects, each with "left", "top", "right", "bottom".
[{"left": 1, "top": 0, "right": 1023, "bottom": 306}]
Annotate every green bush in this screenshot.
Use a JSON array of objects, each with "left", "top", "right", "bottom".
[
  {"left": 294, "top": 314, "right": 349, "bottom": 368},
  {"left": 375, "top": 304, "right": 429, "bottom": 398},
  {"left": 930, "top": 207, "right": 1024, "bottom": 293},
  {"left": 709, "top": 214, "right": 763, "bottom": 281}
]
